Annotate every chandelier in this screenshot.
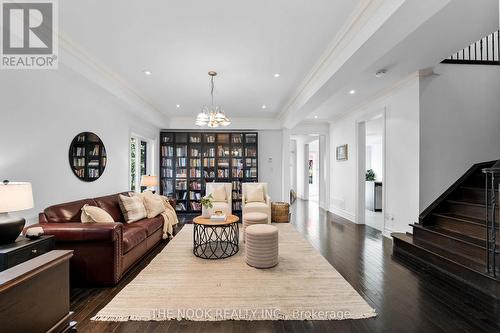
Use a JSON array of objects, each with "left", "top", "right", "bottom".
[{"left": 195, "top": 71, "right": 231, "bottom": 127}]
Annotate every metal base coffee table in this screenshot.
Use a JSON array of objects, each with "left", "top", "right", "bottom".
[{"left": 193, "top": 215, "right": 239, "bottom": 259}]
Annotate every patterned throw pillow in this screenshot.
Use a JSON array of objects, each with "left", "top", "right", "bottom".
[
  {"left": 81, "top": 204, "right": 115, "bottom": 223},
  {"left": 134, "top": 191, "right": 165, "bottom": 218},
  {"left": 118, "top": 194, "right": 147, "bottom": 223}
]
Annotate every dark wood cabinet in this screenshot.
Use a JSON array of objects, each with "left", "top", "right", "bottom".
[
  {"left": 0, "top": 250, "right": 74, "bottom": 333},
  {"left": 160, "top": 131, "right": 258, "bottom": 213},
  {"left": 0, "top": 235, "right": 55, "bottom": 272}
]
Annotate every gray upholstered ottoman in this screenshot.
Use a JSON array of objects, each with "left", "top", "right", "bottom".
[
  {"left": 243, "top": 212, "right": 268, "bottom": 242},
  {"left": 245, "top": 224, "right": 279, "bottom": 269}
]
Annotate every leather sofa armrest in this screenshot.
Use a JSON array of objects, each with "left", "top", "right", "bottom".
[
  {"left": 25, "top": 222, "right": 123, "bottom": 242},
  {"left": 39, "top": 212, "right": 49, "bottom": 224}
]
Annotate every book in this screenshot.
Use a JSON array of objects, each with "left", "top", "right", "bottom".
[{"left": 210, "top": 214, "right": 226, "bottom": 222}]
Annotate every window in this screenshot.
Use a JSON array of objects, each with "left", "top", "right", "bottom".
[{"left": 130, "top": 135, "right": 155, "bottom": 192}]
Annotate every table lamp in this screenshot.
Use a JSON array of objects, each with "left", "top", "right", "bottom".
[
  {"left": 141, "top": 175, "right": 159, "bottom": 193},
  {"left": 0, "top": 180, "right": 34, "bottom": 245}
]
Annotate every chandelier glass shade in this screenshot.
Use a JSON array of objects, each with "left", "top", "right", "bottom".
[{"left": 196, "top": 71, "right": 230, "bottom": 127}]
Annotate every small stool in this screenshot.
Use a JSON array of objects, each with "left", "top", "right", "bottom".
[
  {"left": 245, "top": 224, "right": 279, "bottom": 269},
  {"left": 243, "top": 212, "right": 268, "bottom": 242}
]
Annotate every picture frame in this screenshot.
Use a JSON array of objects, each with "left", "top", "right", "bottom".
[{"left": 336, "top": 144, "right": 348, "bottom": 161}]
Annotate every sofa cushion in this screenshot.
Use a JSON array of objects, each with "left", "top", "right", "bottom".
[
  {"left": 94, "top": 192, "right": 130, "bottom": 222},
  {"left": 122, "top": 224, "right": 147, "bottom": 253},
  {"left": 119, "top": 194, "right": 147, "bottom": 223},
  {"left": 246, "top": 185, "right": 264, "bottom": 203},
  {"left": 245, "top": 202, "right": 268, "bottom": 209},
  {"left": 44, "top": 199, "right": 98, "bottom": 223},
  {"left": 211, "top": 185, "right": 227, "bottom": 202},
  {"left": 81, "top": 204, "right": 115, "bottom": 223},
  {"left": 135, "top": 192, "right": 165, "bottom": 218},
  {"left": 132, "top": 216, "right": 164, "bottom": 236}
]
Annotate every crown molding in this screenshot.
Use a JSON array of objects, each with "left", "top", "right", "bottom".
[{"left": 57, "top": 31, "right": 170, "bottom": 127}]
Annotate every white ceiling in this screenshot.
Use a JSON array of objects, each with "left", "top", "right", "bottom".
[
  {"left": 59, "top": 0, "right": 362, "bottom": 118},
  {"left": 301, "top": 0, "right": 499, "bottom": 124}
]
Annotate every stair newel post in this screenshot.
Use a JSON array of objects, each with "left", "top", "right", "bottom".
[
  {"left": 483, "top": 160, "right": 500, "bottom": 276},
  {"left": 490, "top": 173, "right": 496, "bottom": 276},
  {"left": 485, "top": 171, "right": 490, "bottom": 274}
]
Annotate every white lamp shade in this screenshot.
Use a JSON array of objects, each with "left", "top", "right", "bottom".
[
  {"left": 141, "top": 175, "right": 158, "bottom": 187},
  {"left": 0, "top": 182, "right": 34, "bottom": 213}
]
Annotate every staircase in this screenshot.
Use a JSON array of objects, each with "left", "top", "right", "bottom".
[{"left": 392, "top": 161, "right": 500, "bottom": 299}]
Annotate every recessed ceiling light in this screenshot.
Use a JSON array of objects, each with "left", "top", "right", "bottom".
[
  {"left": 176, "top": 104, "right": 181, "bottom": 108},
  {"left": 143, "top": 70, "right": 152, "bottom": 75},
  {"left": 261, "top": 105, "right": 267, "bottom": 109},
  {"left": 274, "top": 73, "right": 280, "bottom": 78},
  {"left": 349, "top": 90, "right": 356, "bottom": 95},
  {"left": 314, "top": 115, "right": 318, "bottom": 119}
]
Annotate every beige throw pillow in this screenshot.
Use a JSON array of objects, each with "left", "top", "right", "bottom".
[
  {"left": 81, "top": 204, "right": 114, "bottom": 223},
  {"left": 246, "top": 185, "right": 265, "bottom": 203},
  {"left": 135, "top": 191, "right": 165, "bottom": 218},
  {"left": 118, "top": 194, "right": 147, "bottom": 223},
  {"left": 211, "top": 185, "right": 227, "bottom": 202}
]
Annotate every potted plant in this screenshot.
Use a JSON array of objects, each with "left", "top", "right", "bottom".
[
  {"left": 200, "top": 194, "right": 214, "bottom": 217},
  {"left": 366, "top": 169, "right": 376, "bottom": 181}
]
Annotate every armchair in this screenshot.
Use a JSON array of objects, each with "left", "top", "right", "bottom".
[
  {"left": 202, "top": 183, "right": 232, "bottom": 216},
  {"left": 242, "top": 183, "right": 271, "bottom": 223}
]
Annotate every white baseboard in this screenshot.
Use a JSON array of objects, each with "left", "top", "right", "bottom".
[{"left": 329, "top": 207, "right": 355, "bottom": 222}]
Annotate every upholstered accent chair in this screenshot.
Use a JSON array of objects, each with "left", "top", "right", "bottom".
[
  {"left": 242, "top": 183, "right": 271, "bottom": 223},
  {"left": 202, "top": 183, "right": 232, "bottom": 216}
]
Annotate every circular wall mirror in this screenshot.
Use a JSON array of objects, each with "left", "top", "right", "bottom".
[{"left": 69, "top": 132, "right": 107, "bottom": 182}]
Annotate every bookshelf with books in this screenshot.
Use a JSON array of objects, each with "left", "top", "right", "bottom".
[
  {"left": 160, "top": 131, "right": 258, "bottom": 213},
  {"left": 69, "top": 132, "right": 107, "bottom": 182}
]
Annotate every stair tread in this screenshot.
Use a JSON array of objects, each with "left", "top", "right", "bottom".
[
  {"left": 447, "top": 199, "right": 499, "bottom": 209},
  {"left": 461, "top": 186, "right": 498, "bottom": 192},
  {"left": 392, "top": 233, "right": 494, "bottom": 279},
  {"left": 433, "top": 212, "right": 486, "bottom": 225},
  {"left": 412, "top": 223, "right": 486, "bottom": 247}
]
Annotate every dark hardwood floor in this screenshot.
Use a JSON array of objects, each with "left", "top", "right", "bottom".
[{"left": 71, "top": 200, "right": 500, "bottom": 332}]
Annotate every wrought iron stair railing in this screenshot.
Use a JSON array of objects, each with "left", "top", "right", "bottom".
[{"left": 443, "top": 30, "right": 500, "bottom": 65}]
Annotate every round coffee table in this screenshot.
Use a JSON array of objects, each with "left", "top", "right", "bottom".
[{"left": 193, "top": 215, "right": 239, "bottom": 259}]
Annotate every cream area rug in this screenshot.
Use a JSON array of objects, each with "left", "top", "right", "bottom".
[{"left": 92, "top": 223, "right": 376, "bottom": 321}]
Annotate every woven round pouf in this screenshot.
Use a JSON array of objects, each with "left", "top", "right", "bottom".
[
  {"left": 243, "top": 212, "right": 268, "bottom": 242},
  {"left": 245, "top": 224, "right": 279, "bottom": 269}
]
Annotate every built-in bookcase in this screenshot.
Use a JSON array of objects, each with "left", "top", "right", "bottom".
[
  {"left": 69, "top": 132, "right": 107, "bottom": 182},
  {"left": 160, "top": 131, "right": 258, "bottom": 213}
]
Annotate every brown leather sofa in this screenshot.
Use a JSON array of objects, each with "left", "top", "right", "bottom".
[{"left": 27, "top": 192, "right": 175, "bottom": 286}]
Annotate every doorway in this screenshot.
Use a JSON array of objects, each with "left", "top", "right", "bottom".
[
  {"left": 308, "top": 139, "right": 319, "bottom": 203},
  {"left": 357, "top": 112, "right": 385, "bottom": 231}
]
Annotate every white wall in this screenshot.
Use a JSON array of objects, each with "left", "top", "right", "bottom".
[
  {"left": 419, "top": 63, "right": 500, "bottom": 211},
  {"left": 257, "top": 130, "right": 284, "bottom": 201},
  {"left": 0, "top": 65, "right": 161, "bottom": 225},
  {"left": 329, "top": 74, "right": 420, "bottom": 235},
  {"left": 366, "top": 136, "right": 383, "bottom": 181}
]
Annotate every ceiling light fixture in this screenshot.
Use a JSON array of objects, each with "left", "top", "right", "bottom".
[
  {"left": 176, "top": 104, "right": 181, "bottom": 108},
  {"left": 195, "top": 71, "right": 230, "bottom": 128},
  {"left": 261, "top": 105, "right": 267, "bottom": 109},
  {"left": 143, "top": 70, "right": 152, "bottom": 75},
  {"left": 349, "top": 90, "right": 356, "bottom": 95},
  {"left": 314, "top": 115, "right": 318, "bottom": 119},
  {"left": 274, "top": 73, "right": 280, "bottom": 78}
]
